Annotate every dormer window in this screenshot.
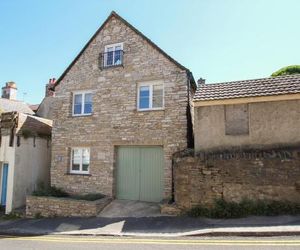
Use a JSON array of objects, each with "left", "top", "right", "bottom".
[{"left": 101, "top": 43, "right": 124, "bottom": 68}]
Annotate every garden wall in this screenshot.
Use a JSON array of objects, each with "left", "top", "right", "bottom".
[
  {"left": 26, "top": 196, "right": 112, "bottom": 217},
  {"left": 174, "top": 147, "right": 300, "bottom": 210}
]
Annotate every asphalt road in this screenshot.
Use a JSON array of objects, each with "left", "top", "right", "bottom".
[{"left": 1, "top": 235, "right": 300, "bottom": 250}]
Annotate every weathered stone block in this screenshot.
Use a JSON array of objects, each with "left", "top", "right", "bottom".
[{"left": 26, "top": 196, "right": 112, "bottom": 218}]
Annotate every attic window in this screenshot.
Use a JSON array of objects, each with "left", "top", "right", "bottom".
[{"left": 100, "top": 43, "right": 124, "bottom": 68}]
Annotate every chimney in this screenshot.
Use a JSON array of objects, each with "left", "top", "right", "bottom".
[
  {"left": 45, "top": 78, "right": 56, "bottom": 97},
  {"left": 2, "top": 82, "right": 17, "bottom": 100},
  {"left": 197, "top": 78, "right": 206, "bottom": 85}
]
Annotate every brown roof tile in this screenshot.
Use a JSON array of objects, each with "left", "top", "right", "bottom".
[{"left": 194, "top": 74, "right": 300, "bottom": 101}]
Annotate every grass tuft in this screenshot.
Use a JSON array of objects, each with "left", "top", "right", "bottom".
[{"left": 188, "top": 199, "right": 300, "bottom": 218}]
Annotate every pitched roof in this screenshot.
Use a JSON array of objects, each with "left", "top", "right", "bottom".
[
  {"left": 17, "top": 113, "right": 52, "bottom": 136},
  {"left": 0, "top": 98, "right": 34, "bottom": 114},
  {"left": 194, "top": 74, "right": 300, "bottom": 101},
  {"left": 53, "top": 11, "right": 190, "bottom": 88},
  {"left": 29, "top": 104, "right": 40, "bottom": 112}
]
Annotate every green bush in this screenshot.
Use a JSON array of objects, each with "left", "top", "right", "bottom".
[
  {"left": 1, "top": 212, "right": 21, "bottom": 220},
  {"left": 32, "top": 184, "right": 69, "bottom": 198},
  {"left": 32, "top": 184, "right": 105, "bottom": 201},
  {"left": 188, "top": 199, "right": 300, "bottom": 218},
  {"left": 271, "top": 65, "right": 300, "bottom": 77}
]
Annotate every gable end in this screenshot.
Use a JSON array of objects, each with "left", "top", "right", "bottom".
[{"left": 52, "top": 11, "right": 189, "bottom": 89}]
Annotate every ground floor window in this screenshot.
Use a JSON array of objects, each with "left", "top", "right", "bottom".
[{"left": 70, "top": 148, "right": 90, "bottom": 174}]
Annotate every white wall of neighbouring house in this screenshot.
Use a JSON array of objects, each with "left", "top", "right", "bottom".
[
  {"left": 0, "top": 135, "right": 16, "bottom": 214},
  {"left": 13, "top": 137, "right": 51, "bottom": 210}
]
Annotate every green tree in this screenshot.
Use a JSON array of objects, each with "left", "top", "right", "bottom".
[{"left": 271, "top": 65, "right": 300, "bottom": 77}]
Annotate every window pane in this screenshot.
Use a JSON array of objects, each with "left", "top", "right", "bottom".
[
  {"left": 114, "top": 50, "right": 122, "bottom": 65},
  {"left": 153, "top": 84, "right": 163, "bottom": 108},
  {"left": 74, "top": 94, "right": 82, "bottom": 104},
  {"left": 82, "top": 148, "right": 90, "bottom": 172},
  {"left": 140, "top": 86, "right": 150, "bottom": 97},
  {"left": 84, "top": 93, "right": 92, "bottom": 114},
  {"left": 106, "top": 51, "right": 113, "bottom": 66},
  {"left": 74, "top": 94, "right": 82, "bottom": 114},
  {"left": 139, "top": 86, "right": 150, "bottom": 109},
  {"left": 74, "top": 104, "right": 82, "bottom": 114},
  {"left": 72, "top": 149, "right": 81, "bottom": 171}
]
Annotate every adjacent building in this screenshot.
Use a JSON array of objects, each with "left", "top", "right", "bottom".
[
  {"left": 0, "top": 82, "right": 52, "bottom": 214},
  {"left": 193, "top": 74, "right": 300, "bottom": 151}
]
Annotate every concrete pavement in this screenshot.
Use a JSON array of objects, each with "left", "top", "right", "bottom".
[
  {"left": 0, "top": 215, "right": 300, "bottom": 237},
  {"left": 99, "top": 200, "right": 162, "bottom": 217}
]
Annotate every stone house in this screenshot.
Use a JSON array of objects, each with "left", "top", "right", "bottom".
[
  {"left": 193, "top": 74, "right": 300, "bottom": 151},
  {"left": 0, "top": 83, "right": 52, "bottom": 214},
  {"left": 50, "top": 11, "right": 196, "bottom": 202}
]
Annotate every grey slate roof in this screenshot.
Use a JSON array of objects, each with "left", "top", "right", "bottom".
[
  {"left": 194, "top": 74, "right": 300, "bottom": 101},
  {"left": 0, "top": 98, "right": 34, "bottom": 114}
]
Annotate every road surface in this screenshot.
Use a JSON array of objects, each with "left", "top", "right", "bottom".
[{"left": 0, "top": 235, "right": 300, "bottom": 249}]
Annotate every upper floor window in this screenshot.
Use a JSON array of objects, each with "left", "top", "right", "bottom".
[
  {"left": 73, "top": 91, "right": 92, "bottom": 116},
  {"left": 137, "top": 81, "right": 164, "bottom": 111},
  {"left": 102, "top": 43, "right": 124, "bottom": 68},
  {"left": 70, "top": 148, "right": 90, "bottom": 174}
]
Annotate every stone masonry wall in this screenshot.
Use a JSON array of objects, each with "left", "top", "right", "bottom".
[
  {"left": 26, "top": 196, "right": 112, "bottom": 218},
  {"left": 174, "top": 147, "right": 300, "bottom": 209},
  {"left": 51, "top": 15, "right": 189, "bottom": 199}
]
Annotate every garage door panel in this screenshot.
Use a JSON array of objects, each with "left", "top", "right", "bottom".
[
  {"left": 139, "top": 147, "right": 164, "bottom": 202},
  {"left": 116, "top": 146, "right": 164, "bottom": 203},
  {"left": 116, "top": 147, "right": 140, "bottom": 200}
]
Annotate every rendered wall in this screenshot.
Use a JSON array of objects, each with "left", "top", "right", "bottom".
[
  {"left": 13, "top": 137, "right": 51, "bottom": 209},
  {"left": 194, "top": 100, "right": 300, "bottom": 151}
]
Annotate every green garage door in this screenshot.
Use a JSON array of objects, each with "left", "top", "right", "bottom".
[{"left": 116, "top": 146, "right": 164, "bottom": 202}]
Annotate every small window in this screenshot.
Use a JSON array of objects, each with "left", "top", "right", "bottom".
[
  {"left": 138, "top": 81, "right": 164, "bottom": 110},
  {"left": 225, "top": 104, "right": 249, "bottom": 135},
  {"left": 103, "top": 43, "right": 123, "bottom": 67},
  {"left": 72, "top": 91, "right": 92, "bottom": 116},
  {"left": 70, "top": 148, "right": 90, "bottom": 174}
]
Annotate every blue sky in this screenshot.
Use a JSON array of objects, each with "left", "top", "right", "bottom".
[{"left": 1, "top": 0, "right": 299, "bottom": 104}]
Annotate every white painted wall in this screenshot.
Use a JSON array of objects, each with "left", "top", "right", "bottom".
[
  {"left": 0, "top": 135, "right": 51, "bottom": 214},
  {"left": 0, "top": 135, "right": 16, "bottom": 214},
  {"left": 13, "top": 137, "right": 51, "bottom": 209}
]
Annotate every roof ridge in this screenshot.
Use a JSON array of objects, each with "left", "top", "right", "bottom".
[
  {"left": 0, "top": 97, "right": 27, "bottom": 103},
  {"left": 205, "top": 74, "right": 300, "bottom": 86}
]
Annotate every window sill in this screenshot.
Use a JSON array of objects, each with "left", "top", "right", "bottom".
[
  {"left": 137, "top": 108, "right": 165, "bottom": 112},
  {"left": 101, "top": 64, "right": 123, "bottom": 70},
  {"left": 65, "top": 172, "right": 91, "bottom": 176},
  {"left": 71, "top": 113, "right": 93, "bottom": 117}
]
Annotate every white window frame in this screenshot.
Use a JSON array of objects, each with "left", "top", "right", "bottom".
[
  {"left": 104, "top": 42, "right": 123, "bottom": 67},
  {"left": 137, "top": 80, "right": 164, "bottom": 111},
  {"left": 70, "top": 147, "right": 90, "bottom": 174},
  {"left": 72, "top": 90, "right": 93, "bottom": 116}
]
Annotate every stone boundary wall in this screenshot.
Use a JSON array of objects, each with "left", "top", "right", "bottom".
[
  {"left": 173, "top": 147, "right": 300, "bottom": 210},
  {"left": 26, "top": 196, "right": 112, "bottom": 218}
]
